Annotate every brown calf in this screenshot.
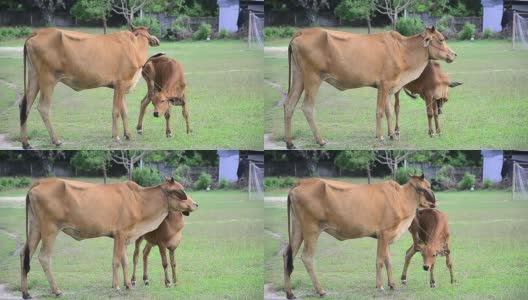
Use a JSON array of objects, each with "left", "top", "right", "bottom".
[
  {"left": 283, "top": 175, "right": 437, "bottom": 298},
  {"left": 401, "top": 208, "right": 454, "bottom": 288},
  {"left": 137, "top": 54, "right": 190, "bottom": 137},
  {"left": 394, "top": 61, "right": 462, "bottom": 137},
  {"left": 131, "top": 211, "right": 184, "bottom": 287}
]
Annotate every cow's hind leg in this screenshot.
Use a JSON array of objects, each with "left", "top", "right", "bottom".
[
  {"left": 38, "top": 225, "right": 61, "bottom": 296},
  {"left": 376, "top": 86, "right": 389, "bottom": 141},
  {"left": 400, "top": 244, "right": 417, "bottom": 285},
  {"left": 136, "top": 95, "right": 150, "bottom": 134},
  {"left": 120, "top": 238, "right": 132, "bottom": 289},
  {"left": 283, "top": 215, "right": 303, "bottom": 299},
  {"left": 376, "top": 235, "right": 392, "bottom": 290},
  {"left": 142, "top": 242, "right": 153, "bottom": 285},
  {"left": 384, "top": 246, "right": 396, "bottom": 289},
  {"left": 20, "top": 67, "right": 40, "bottom": 150},
  {"left": 37, "top": 76, "right": 61, "bottom": 147},
  {"left": 301, "top": 74, "right": 325, "bottom": 147},
  {"left": 301, "top": 227, "right": 325, "bottom": 297},
  {"left": 112, "top": 85, "right": 126, "bottom": 143},
  {"left": 164, "top": 109, "right": 172, "bottom": 138},
  {"left": 384, "top": 93, "right": 396, "bottom": 140},
  {"left": 20, "top": 213, "right": 41, "bottom": 299},
  {"left": 283, "top": 64, "right": 304, "bottom": 149},
  {"left": 394, "top": 91, "right": 401, "bottom": 136},
  {"left": 131, "top": 237, "right": 144, "bottom": 286}
]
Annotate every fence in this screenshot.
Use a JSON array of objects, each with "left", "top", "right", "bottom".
[{"left": 147, "top": 13, "right": 218, "bottom": 32}]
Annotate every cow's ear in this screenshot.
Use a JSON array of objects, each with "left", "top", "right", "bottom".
[
  {"left": 170, "top": 176, "right": 175, "bottom": 183},
  {"left": 431, "top": 25, "right": 436, "bottom": 32},
  {"left": 423, "top": 36, "right": 432, "bottom": 47},
  {"left": 420, "top": 173, "right": 425, "bottom": 180},
  {"left": 173, "top": 189, "right": 187, "bottom": 200}
]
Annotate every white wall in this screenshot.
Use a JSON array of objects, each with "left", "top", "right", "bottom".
[
  {"left": 218, "top": 150, "right": 239, "bottom": 182},
  {"left": 218, "top": 3, "right": 239, "bottom": 32},
  {"left": 482, "top": 150, "right": 503, "bottom": 182},
  {"left": 483, "top": 4, "right": 503, "bottom": 32}
]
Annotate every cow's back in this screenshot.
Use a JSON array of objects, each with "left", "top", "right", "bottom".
[{"left": 26, "top": 28, "right": 145, "bottom": 90}]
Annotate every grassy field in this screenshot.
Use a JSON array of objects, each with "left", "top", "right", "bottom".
[
  {"left": 0, "top": 189, "right": 263, "bottom": 299},
  {"left": 264, "top": 29, "right": 528, "bottom": 150},
  {"left": 264, "top": 187, "right": 528, "bottom": 299},
  {"left": 0, "top": 27, "right": 263, "bottom": 150}
]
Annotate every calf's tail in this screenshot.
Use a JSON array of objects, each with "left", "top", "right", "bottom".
[
  {"left": 448, "top": 81, "right": 463, "bottom": 88},
  {"left": 285, "top": 193, "right": 293, "bottom": 276}
]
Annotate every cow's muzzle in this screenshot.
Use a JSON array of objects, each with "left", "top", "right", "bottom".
[
  {"left": 153, "top": 112, "right": 159, "bottom": 118},
  {"left": 183, "top": 211, "right": 190, "bottom": 216},
  {"left": 423, "top": 265, "right": 430, "bottom": 271}
]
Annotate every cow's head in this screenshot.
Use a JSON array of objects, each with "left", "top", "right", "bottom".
[
  {"left": 161, "top": 177, "right": 198, "bottom": 216},
  {"left": 130, "top": 25, "right": 160, "bottom": 47},
  {"left": 408, "top": 174, "right": 436, "bottom": 208},
  {"left": 151, "top": 92, "right": 184, "bottom": 118},
  {"left": 421, "top": 26, "right": 456, "bottom": 63}
]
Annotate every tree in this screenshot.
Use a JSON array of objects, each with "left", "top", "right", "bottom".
[
  {"left": 32, "top": 0, "right": 65, "bottom": 25},
  {"left": 298, "top": 0, "right": 329, "bottom": 25},
  {"left": 335, "top": 150, "right": 375, "bottom": 183},
  {"left": 375, "top": 0, "right": 415, "bottom": 29},
  {"left": 335, "top": 0, "right": 375, "bottom": 33},
  {"left": 111, "top": 0, "right": 153, "bottom": 25},
  {"left": 71, "top": 0, "right": 112, "bottom": 34},
  {"left": 293, "top": 150, "right": 330, "bottom": 176},
  {"left": 111, "top": 150, "right": 146, "bottom": 180},
  {"left": 374, "top": 150, "right": 411, "bottom": 180},
  {"left": 71, "top": 151, "right": 111, "bottom": 183}
]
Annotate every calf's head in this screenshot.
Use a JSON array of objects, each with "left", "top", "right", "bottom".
[
  {"left": 408, "top": 174, "right": 436, "bottom": 208},
  {"left": 151, "top": 92, "right": 184, "bottom": 117},
  {"left": 421, "top": 26, "right": 456, "bottom": 63},
  {"left": 416, "top": 243, "right": 450, "bottom": 271},
  {"left": 161, "top": 177, "right": 198, "bottom": 215},
  {"left": 130, "top": 25, "right": 160, "bottom": 47}
]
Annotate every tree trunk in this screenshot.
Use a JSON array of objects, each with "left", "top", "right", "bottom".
[
  {"left": 367, "top": 15, "right": 372, "bottom": 34},
  {"left": 103, "top": 16, "right": 107, "bottom": 34},
  {"left": 393, "top": 161, "right": 398, "bottom": 180},
  {"left": 393, "top": 11, "right": 398, "bottom": 29},
  {"left": 129, "top": 161, "right": 133, "bottom": 180},
  {"left": 367, "top": 167, "right": 371, "bottom": 184}
]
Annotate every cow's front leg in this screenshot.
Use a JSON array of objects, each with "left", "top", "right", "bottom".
[
  {"left": 169, "top": 248, "right": 177, "bottom": 285},
  {"left": 301, "top": 229, "right": 325, "bottom": 297},
  {"left": 165, "top": 109, "right": 172, "bottom": 138},
  {"left": 120, "top": 94, "right": 132, "bottom": 140},
  {"left": 112, "top": 87, "right": 124, "bottom": 143},
  {"left": 376, "top": 87, "right": 389, "bottom": 141},
  {"left": 376, "top": 235, "right": 390, "bottom": 290},
  {"left": 131, "top": 237, "right": 143, "bottom": 286},
  {"left": 385, "top": 94, "right": 396, "bottom": 140},
  {"left": 136, "top": 95, "right": 150, "bottom": 134},
  {"left": 112, "top": 235, "right": 125, "bottom": 291},
  {"left": 384, "top": 246, "right": 396, "bottom": 289},
  {"left": 120, "top": 240, "right": 132, "bottom": 289}
]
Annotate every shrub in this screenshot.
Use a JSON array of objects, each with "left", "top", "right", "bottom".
[
  {"left": 132, "top": 167, "right": 163, "bottom": 187},
  {"left": 264, "top": 26, "right": 296, "bottom": 40},
  {"left": 132, "top": 16, "right": 162, "bottom": 37},
  {"left": 193, "top": 23, "right": 212, "bottom": 40},
  {"left": 194, "top": 172, "right": 212, "bottom": 190},
  {"left": 264, "top": 176, "right": 296, "bottom": 189},
  {"left": 458, "top": 22, "right": 476, "bottom": 40},
  {"left": 166, "top": 15, "right": 192, "bottom": 41},
  {"left": 15, "top": 177, "right": 32, "bottom": 188},
  {"left": 0, "top": 176, "right": 32, "bottom": 191},
  {"left": 219, "top": 178, "right": 231, "bottom": 189},
  {"left": 436, "top": 15, "right": 456, "bottom": 39},
  {"left": 396, "top": 17, "right": 425, "bottom": 37},
  {"left": 395, "top": 167, "right": 423, "bottom": 185},
  {"left": 457, "top": 172, "right": 476, "bottom": 190},
  {"left": 218, "top": 28, "right": 231, "bottom": 39},
  {"left": 482, "top": 28, "right": 494, "bottom": 39},
  {"left": 0, "top": 26, "right": 32, "bottom": 41},
  {"left": 172, "top": 165, "right": 192, "bottom": 187},
  {"left": 431, "top": 165, "right": 457, "bottom": 190},
  {"left": 482, "top": 178, "right": 494, "bottom": 189}
]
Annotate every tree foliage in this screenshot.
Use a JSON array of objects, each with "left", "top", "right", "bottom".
[
  {"left": 70, "top": 0, "right": 111, "bottom": 33},
  {"left": 335, "top": 0, "right": 374, "bottom": 32}
]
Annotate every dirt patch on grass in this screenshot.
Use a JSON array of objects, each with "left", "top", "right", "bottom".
[
  {"left": 0, "top": 284, "right": 21, "bottom": 300},
  {"left": 264, "top": 134, "right": 288, "bottom": 150},
  {"left": 0, "top": 228, "right": 24, "bottom": 256},
  {"left": 265, "top": 283, "right": 289, "bottom": 300},
  {"left": 0, "top": 134, "right": 20, "bottom": 150}
]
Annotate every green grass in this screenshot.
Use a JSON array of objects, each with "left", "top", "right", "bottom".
[
  {"left": 0, "top": 27, "right": 263, "bottom": 150},
  {"left": 265, "top": 35, "right": 528, "bottom": 149},
  {"left": 0, "top": 190, "right": 263, "bottom": 299},
  {"left": 264, "top": 188, "right": 528, "bottom": 299}
]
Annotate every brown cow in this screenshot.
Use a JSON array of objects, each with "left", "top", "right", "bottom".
[
  {"left": 131, "top": 211, "right": 184, "bottom": 287},
  {"left": 136, "top": 54, "right": 191, "bottom": 137},
  {"left": 284, "top": 26, "right": 456, "bottom": 149},
  {"left": 401, "top": 208, "right": 454, "bottom": 288},
  {"left": 20, "top": 177, "right": 198, "bottom": 299},
  {"left": 19, "top": 26, "right": 160, "bottom": 149},
  {"left": 394, "top": 61, "right": 463, "bottom": 137},
  {"left": 283, "top": 175, "right": 437, "bottom": 299}
]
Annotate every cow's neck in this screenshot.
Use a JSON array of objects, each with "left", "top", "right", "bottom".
[
  {"left": 135, "top": 35, "right": 150, "bottom": 65},
  {"left": 402, "top": 34, "right": 429, "bottom": 73},
  {"left": 401, "top": 183, "right": 422, "bottom": 216},
  {"left": 137, "top": 186, "right": 169, "bottom": 223}
]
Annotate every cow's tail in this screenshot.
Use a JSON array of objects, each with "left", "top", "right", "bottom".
[
  {"left": 23, "top": 193, "right": 30, "bottom": 275},
  {"left": 448, "top": 81, "right": 463, "bottom": 88},
  {"left": 285, "top": 193, "right": 294, "bottom": 276},
  {"left": 403, "top": 88, "right": 418, "bottom": 99},
  {"left": 20, "top": 41, "right": 28, "bottom": 126}
]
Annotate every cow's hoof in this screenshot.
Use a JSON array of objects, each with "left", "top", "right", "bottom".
[
  {"left": 131, "top": 280, "right": 136, "bottom": 286},
  {"left": 318, "top": 291, "right": 327, "bottom": 297},
  {"left": 389, "top": 283, "right": 396, "bottom": 290},
  {"left": 22, "top": 292, "right": 32, "bottom": 299},
  {"left": 137, "top": 128, "right": 143, "bottom": 135},
  {"left": 115, "top": 287, "right": 121, "bottom": 292},
  {"left": 286, "top": 292, "right": 296, "bottom": 299},
  {"left": 124, "top": 134, "right": 131, "bottom": 140},
  {"left": 430, "top": 283, "right": 436, "bottom": 288},
  {"left": 53, "top": 140, "right": 62, "bottom": 147},
  {"left": 166, "top": 133, "right": 172, "bottom": 138},
  {"left": 125, "top": 284, "right": 132, "bottom": 290},
  {"left": 286, "top": 142, "right": 296, "bottom": 150},
  {"left": 22, "top": 143, "right": 33, "bottom": 150},
  {"left": 401, "top": 279, "right": 407, "bottom": 285},
  {"left": 114, "top": 136, "right": 121, "bottom": 144},
  {"left": 54, "top": 290, "right": 63, "bottom": 297},
  {"left": 317, "top": 140, "right": 327, "bottom": 147},
  {"left": 187, "top": 129, "right": 193, "bottom": 134},
  {"left": 144, "top": 280, "right": 149, "bottom": 286},
  {"left": 378, "top": 286, "right": 385, "bottom": 291},
  {"left": 165, "top": 283, "right": 172, "bottom": 288}
]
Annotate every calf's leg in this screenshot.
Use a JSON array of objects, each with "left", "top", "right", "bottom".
[
  {"left": 164, "top": 109, "right": 172, "bottom": 138},
  {"left": 426, "top": 96, "right": 435, "bottom": 137},
  {"left": 429, "top": 263, "right": 436, "bottom": 288},
  {"left": 142, "top": 243, "right": 153, "bottom": 285},
  {"left": 131, "top": 237, "right": 144, "bottom": 286},
  {"left": 433, "top": 101, "right": 441, "bottom": 135},
  {"left": 394, "top": 91, "right": 400, "bottom": 135},
  {"left": 159, "top": 246, "right": 172, "bottom": 287},
  {"left": 38, "top": 226, "right": 61, "bottom": 296},
  {"left": 169, "top": 247, "right": 177, "bottom": 285},
  {"left": 136, "top": 95, "right": 150, "bottom": 134},
  {"left": 400, "top": 244, "right": 417, "bottom": 285}
]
